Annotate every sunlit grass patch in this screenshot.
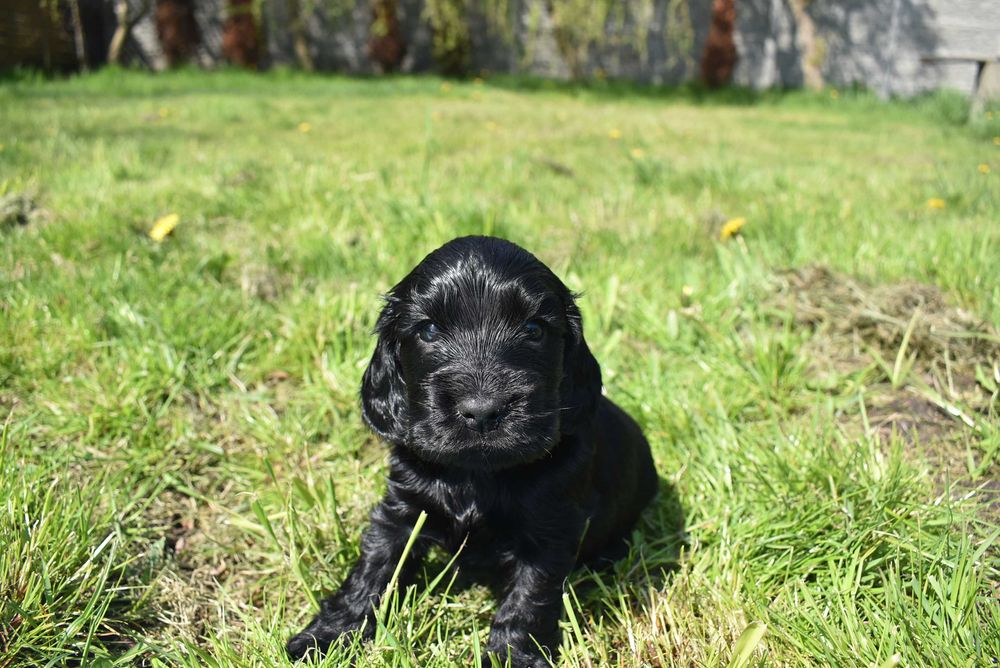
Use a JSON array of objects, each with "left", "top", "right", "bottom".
[{"left": 1, "top": 70, "right": 998, "bottom": 666}]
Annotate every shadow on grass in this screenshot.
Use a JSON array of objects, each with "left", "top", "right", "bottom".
[
  {"left": 484, "top": 73, "right": 770, "bottom": 107},
  {"left": 570, "top": 474, "right": 686, "bottom": 616},
  {"left": 411, "top": 473, "right": 685, "bottom": 648},
  {"left": 2, "top": 65, "right": 785, "bottom": 108}
]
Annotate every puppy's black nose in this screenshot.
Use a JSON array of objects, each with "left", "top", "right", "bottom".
[{"left": 457, "top": 395, "right": 507, "bottom": 434}]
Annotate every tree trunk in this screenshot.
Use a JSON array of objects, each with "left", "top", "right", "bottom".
[
  {"left": 700, "top": 0, "right": 737, "bottom": 87},
  {"left": 287, "top": 0, "right": 314, "bottom": 71},
  {"left": 108, "top": 0, "right": 128, "bottom": 64},
  {"left": 108, "top": 0, "right": 149, "bottom": 65},
  {"left": 368, "top": 0, "right": 405, "bottom": 73},
  {"left": 68, "top": 0, "right": 88, "bottom": 72},
  {"left": 789, "top": 0, "right": 824, "bottom": 90},
  {"left": 223, "top": 0, "right": 260, "bottom": 68},
  {"left": 156, "top": 0, "right": 201, "bottom": 67}
]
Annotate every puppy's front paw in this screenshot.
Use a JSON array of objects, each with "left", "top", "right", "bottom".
[
  {"left": 285, "top": 627, "right": 325, "bottom": 661},
  {"left": 286, "top": 608, "right": 370, "bottom": 661},
  {"left": 485, "top": 640, "right": 554, "bottom": 668}
]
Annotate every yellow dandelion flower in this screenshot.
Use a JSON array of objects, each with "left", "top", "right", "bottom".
[
  {"left": 994, "top": 136, "right": 1000, "bottom": 146},
  {"left": 297, "top": 122, "right": 312, "bottom": 133},
  {"left": 0, "top": 144, "right": 4, "bottom": 152},
  {"left": 829, "top": 89, "right": 839, "bottom": 99},
  {"left": 440, "top": 82, "right": 452, "bottom": 93},
  {"left": 987, "top": 111, "right": 995, "bottom": 120},
  {"left": 926, "top": 198, "right": 945, "bottom": 210},
  {"left": 485, "top": 121, "right": 499, "bottom": 131},
  {"left": 473, "top": 77, "right": 484, "bottom": 86},
  {"left": 158, "top": 108, "right": 170, "bottom": 118},
  {"left": 431, "top": 111, "right": 442, "bottom": 121},
  {"left": 720, "top": 217, "right": 747, "bottom": 240},
  {"left": 630, "top": 147, "right": 645, "bottom": 159},
  {"left": 471, "top": 91, "right": 483, "bottom": 101},
  {"left": 149, "top": 213, "right": 180, "bottom": 242},
  {"left": 978, "top": 163, "right": 990, "bottom": 174},
  {"left": 608, "top": 128, "right": 622, "bottom": 140}
]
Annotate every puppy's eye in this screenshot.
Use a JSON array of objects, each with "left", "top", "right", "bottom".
[
  {"left": 522, "top": 320, "right": 545, "bottom": 342},
  {"left": 417, "top": 322, "right": 441, "bottom": 343}
]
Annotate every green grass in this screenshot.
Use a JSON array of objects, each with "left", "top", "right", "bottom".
[{"left": 1, "top": 68, "right": 998, "bottom": 667}]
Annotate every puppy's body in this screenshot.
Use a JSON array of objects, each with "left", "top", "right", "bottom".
[
  {"left": 389, "top": 396, "right": 655, "bottom": 569},
  {"left": 288, "top": 237, "right": 656, "bottom": 667}
]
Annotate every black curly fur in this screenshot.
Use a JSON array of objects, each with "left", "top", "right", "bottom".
[{"left": 286, "top": 236, "right": 657, "bottom": 667}]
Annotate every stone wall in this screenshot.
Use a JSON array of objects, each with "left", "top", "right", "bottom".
[
  {"left": 734, "top": 0, "right": 999, "bottom": 97},
  {"left": 74, "top": 0, "right": 1000, "bottom": 97}
]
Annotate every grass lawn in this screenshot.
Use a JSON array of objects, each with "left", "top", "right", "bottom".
[{"left": 1, "top": 69, "right": 998, "bottom": 667}]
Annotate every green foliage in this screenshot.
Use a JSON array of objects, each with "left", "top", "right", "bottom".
[
  {"left": 419, "top": 0, "right": 690, "bottom": 77},
  {"left": 662, "top": 0, "right": 695, "bottom": 73},
  {"left": 548, "top": 0, "right": 627, "bottom": 77},
  {"left": 536, "top": 0, "right": 683, "bottom": 78},
  {"left": 423, "top": 0, "right": 473, "bottom": 75}
]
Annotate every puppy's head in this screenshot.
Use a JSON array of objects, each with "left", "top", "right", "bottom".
[{"left": 360, "top": 236, "right": 601, "bottom": 470}]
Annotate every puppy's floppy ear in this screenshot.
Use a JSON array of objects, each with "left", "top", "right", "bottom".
[
  {"left": 360, "top": 299, "right": 407, "bottom": 445},
  {"left": 560, "top": 296, "right": 602, "bottom": 432}
]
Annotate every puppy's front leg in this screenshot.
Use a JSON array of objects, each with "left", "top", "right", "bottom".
[
  {"left": 286, "top": 498, "right": 428, "bottom": 660},
  {"left": 486, "top": 548, "right": 575, "bottom": 668}
]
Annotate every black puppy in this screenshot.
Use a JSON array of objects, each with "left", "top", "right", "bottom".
[{"left": 287, "top": 236, "right": 657, "bottom": 666}]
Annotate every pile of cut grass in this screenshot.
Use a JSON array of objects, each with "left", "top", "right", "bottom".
[{"left": 1, "top": 69, "right": 998, "bottom": 667}]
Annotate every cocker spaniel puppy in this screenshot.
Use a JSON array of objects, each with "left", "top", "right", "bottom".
[{"left": 287, "top": 236, "right": 657, "bottom": 667}]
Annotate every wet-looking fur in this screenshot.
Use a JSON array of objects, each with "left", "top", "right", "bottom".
[{"left": 287, "top": 236, "right": 658, "bottom": 667}]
